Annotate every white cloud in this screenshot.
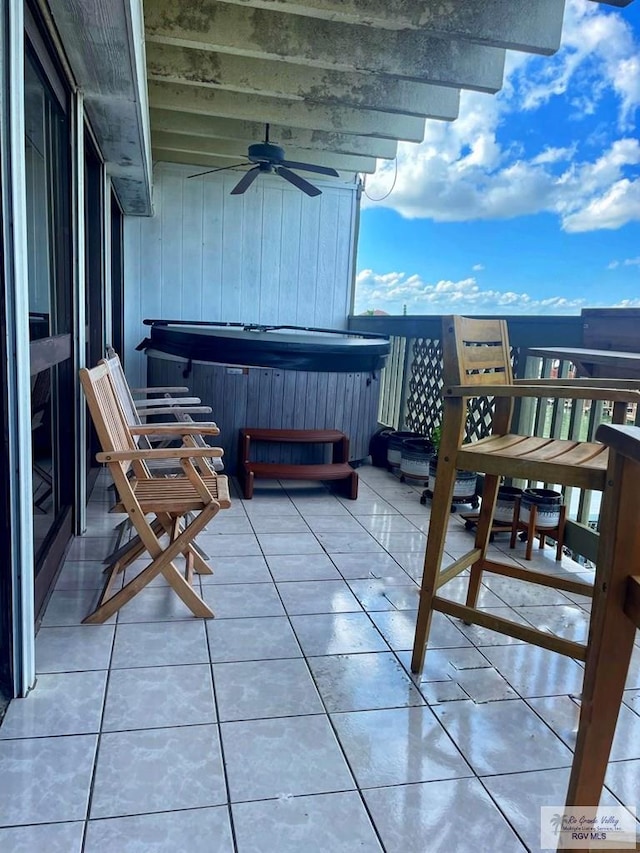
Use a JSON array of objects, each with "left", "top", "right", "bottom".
[
  {"left": 515, "top": 0, "right": 639, "bottom": 128},
  {"left": 609, "top": 256, "right": 640, "bottom": 269},
  {"left": 365, "top": 135, "right": 640, "bottom": 229},
  {"left": 531, "top": 146, "right": 577, "bottom": 166},
  {"left": 563, "top": 176, "right": 640, "bottom": 231},
  {"left": 362, "top": 0, "right": 640, "bottom": 232},
  {"left": 472, "top": 263, "right": 485, "bottom": 271},
  {"left": 354, "top": 269, "right": 585, "bottom": 316}
]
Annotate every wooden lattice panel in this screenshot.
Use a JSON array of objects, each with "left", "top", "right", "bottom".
[
  {"left": 405, "top": 339, "right": 521, "bottom": 442},
  {"left": 465, "top": 396, "right": 495, "bottom": 442},
  {"left": 406, "top": 338, "right": 443, "bottom": 437}
]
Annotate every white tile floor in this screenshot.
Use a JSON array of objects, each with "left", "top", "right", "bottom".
[{"left": 1, "top": 465, "right": 639, "bottom": 852}]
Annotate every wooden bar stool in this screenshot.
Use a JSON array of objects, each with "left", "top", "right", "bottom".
[{"left": 411, "top": 315, "right": 640, "bottom": 673}]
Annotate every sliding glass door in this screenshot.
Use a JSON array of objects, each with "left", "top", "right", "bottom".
[{"left": 25, "top": 40, "right": 74, "bottom": 616}]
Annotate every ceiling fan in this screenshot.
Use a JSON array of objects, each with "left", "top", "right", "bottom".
[{"left": 187, "top": 124, "right": 339, "bottom": 197}]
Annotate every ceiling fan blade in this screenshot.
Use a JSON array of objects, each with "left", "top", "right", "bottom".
[
  {"left": 275, "top": 166, "right": 321, "bottom": 197},
  {"left": 187, "top": 162, "right": 250, "bottom": 179},
  {"left": 230, "top": 166, "right": 261, "bottom": 195},
  {"left": 279, "top": 159, "right": 339, "bottom": 177}
]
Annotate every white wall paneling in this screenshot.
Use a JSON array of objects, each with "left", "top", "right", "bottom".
[{"left": 123, "top": 162, "right": 358, "bottom": 385}]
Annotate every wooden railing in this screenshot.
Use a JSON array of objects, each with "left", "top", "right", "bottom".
[
  {"left": 348, "top": 312, "right": 640, "bottom": 564},
  {"left": 349, "top": 313, "right": 585, "bottom": 434}
]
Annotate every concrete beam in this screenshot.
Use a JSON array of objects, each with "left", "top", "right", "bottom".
[
  {"left": 216, "top": 0, "right": 566, "bottom": 54},
  {"left": 145, "top": 1, "right": 506, "bottom": 91},
  {"left": 148, "top": 81, "right": 426, "bottom": 142},
  {"left": 46, "top": 0, "right": 152, "bottom": 214},
  {"left": 152, "top": 149, "right": 356, "bottom": 183},
  {"left": 146, "top": 43, "right": 460, "bottom": 120},
  {"left": 149, "top": 109, "right": 398, "bottom": 159},
  {"left": 152, "top": 131, "right": 377, "bottom": 173}
]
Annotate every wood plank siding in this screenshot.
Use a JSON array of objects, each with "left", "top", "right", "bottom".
[
  {"left": 123, "top": 162, "right": 359, "bottom": 386},
  {"left": 147, "top": 354, "right": 381, "bottom": 472}
]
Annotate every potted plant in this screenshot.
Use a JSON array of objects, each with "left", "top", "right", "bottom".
[{"left": 421, "top": 422, "right": 479, "bottom": 509}]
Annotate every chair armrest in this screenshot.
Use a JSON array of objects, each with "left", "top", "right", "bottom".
[
  {"left": 446, "top": 384, "right": 640, "bottom": 403},
  {"left": 514, "top": 378, "right": 640, "bottom": 391},
  {"left": 133, "top": 396, "right": 201, "bottom": 408},
  {"left": 130, "top": 423, "right": 219, "bottom": 436},
  {"left": 97, "top": 447, "right": 224, "bottom": 462},
  {"left": 596, "top": 424, "right": 640, "bottom": 463},
  {"left": 131, "top": 386, "right": 190, "bottom": 395},
  {"left": 136, "top": 405, "right": 212, "bottom": 417}
]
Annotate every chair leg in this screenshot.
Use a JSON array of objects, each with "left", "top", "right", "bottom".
[
  {"left": 565, "top": 616, "right": 635, "bottom": 814},
  {"left": 185, "top": 550, "right": 194, "bottom": 585},
  {"left": 465, "top": 473, "right": 501, "bottom": 609},
  {"left": 155, "top": 513, "right": 213, "bottom": 575},
  {"left": 83, "top": 503, "right": 217, "bottom": 623},
  {"left": 191, "top": 539, "right": 210, "bottom": 563},
  {"left": 411, "top": 452, "right": 458, "bottom": 673},
  {"left": 103, "top": 517, "right": 164, "bottom": 568},
  {"left": 564, "top": 445, "right": 640, "bottom": 816},
  {"left": 188, "top": 544, "right": 213, "bottom": 575},
  {"left": 163, "top": 556, "right": 214, "bottom": 618}
]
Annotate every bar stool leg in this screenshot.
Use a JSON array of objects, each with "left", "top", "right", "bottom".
[
  {"left": 466, "top": 473, "right": 501, "bottom": 608},
  {"left": 563, "top": 450, "right": 639, "bottom": 839},
  {"left": 411, "top": 400, "right": 466, "bottom": 673}
]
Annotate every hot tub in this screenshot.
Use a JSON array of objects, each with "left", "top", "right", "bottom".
[{"left": 137, "top": 321, "right": 390, "bottom": 475}]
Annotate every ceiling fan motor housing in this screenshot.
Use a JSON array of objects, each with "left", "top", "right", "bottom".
[{"left": 248, "top": 142, "right": 285, "bottom": 163}]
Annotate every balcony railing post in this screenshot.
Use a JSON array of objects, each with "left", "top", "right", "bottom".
[
  {"left": 513, "top": 352, "right": 540, "bottom": 436},
  {"left": 398, "top": 336, "right": 411, "bottom": 430}
]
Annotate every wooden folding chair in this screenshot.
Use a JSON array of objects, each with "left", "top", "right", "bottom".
[
  {"left": 79, "top": 362, "right": 230, "bottom": 623},
  {"left": 412, "top": 315, "right": 640, "bottom": 673},
  {"left": 101, "top": 350, "right": 226, "bottom": 562},
  {"left": 102, "top": 349, "right": 222, "bottom": 469}
]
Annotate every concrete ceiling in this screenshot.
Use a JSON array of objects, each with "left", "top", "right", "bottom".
[
  {"left": 45, "top": 0, "right": 634, "bottom": 212},
  {"left": 143, "top": 0, "right": 634, "bottom": 185}
]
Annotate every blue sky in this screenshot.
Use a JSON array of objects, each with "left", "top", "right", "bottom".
[{"left": 355, "top": 0, "right": 640, "bottom": 315}]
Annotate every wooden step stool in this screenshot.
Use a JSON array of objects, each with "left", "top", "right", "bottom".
[{"left": 238, "top": 428, "right": 359, "bottom": 500}]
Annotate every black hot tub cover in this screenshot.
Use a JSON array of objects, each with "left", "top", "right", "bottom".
[{"left": 137, "top": 321, "right": 390, "bottom": 373}]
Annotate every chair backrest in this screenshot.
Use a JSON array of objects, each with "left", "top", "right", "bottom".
[
  {"left": 103, "top": 349, "right": 143, "bottom": 428},
  {"left": 442, "top": 316, "right": 513, "bottom": 388},
  {"left": 79, "top": 363, "right": 140, "bottom": 477}
]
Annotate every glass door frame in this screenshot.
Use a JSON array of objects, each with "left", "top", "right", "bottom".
[
  {"left": 84, "top": 131, "right": 104, "bottom": 494},
  {"left": 1, "top": 0, "right": 36, "bottom": 698}
]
